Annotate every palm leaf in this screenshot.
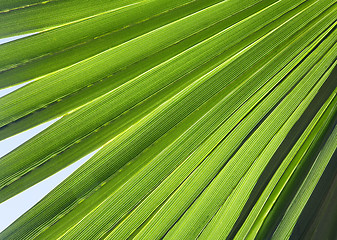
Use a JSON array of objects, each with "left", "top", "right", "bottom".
[{"left": 0, "top": 0, "right": 336, "bottom": 239}]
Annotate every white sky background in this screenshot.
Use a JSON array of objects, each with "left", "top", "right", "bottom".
[{"left": 0, "top": 35, "right": 93, "bottom": 232}]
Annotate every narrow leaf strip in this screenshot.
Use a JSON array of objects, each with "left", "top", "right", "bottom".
[
  {"left": 1, "top": 0, "right": 321, "bottom": 196},
  {"left": 272, "top": 117, "right": 337, "bottom": 239},
  {"left": 235, "top": 66, "right": 337, "bottom": 240},
  {"left": 0, "top": 0, "right": 311, "bottom": 127},
  {"left": 163, "top": 37, "right": 337, "bottom": 240},
  {"left": 0, "top": 0, "right": 234, "bottom": 73},
  {"left": 198, "top": 59, "right": 337, "bottom": 240}
]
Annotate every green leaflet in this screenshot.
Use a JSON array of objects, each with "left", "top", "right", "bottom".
[
  {"left": 1, "top": 1, "right": 334, "bottom": 238},
  {"left": 2, "top": 0, "right": 332, "bottom": 204},
  {"left": 1, "top": 0, "right": 337, "bottom": 239},
  {"left": 0, "top": 0, "right": 322, "bottom": 200},
  {"left": 0, "top": 0, "right": 300, "bottom": 128},
  {"left": 0, "top": 0, "right": 269, "bottom": 127},
  {"left": 138, "top": 33, "right": 337, "bottom": 240},
  {"left": 102, "top": 30, "right": 336, "bottom": 240},
  {"left": 0, "top": 0, "right": 277, "bottom": 138},
  {"left": 0, "top": 0, "right": 235, "bottom": 74},
  {"left": 38, "top": 21, "right": 337, "bottom": 240},
  {"left": 302, "top": 165, "right": 337, "bottom": 240},
  {"left": 254, "top": 86, "right": 337, "bottom": 239},
  {"left": 0, "top": 0, "right": 163, "bottom": 38},
  {"left": 0, "top": 0, "right": 47, "bottom": 12},
  {"left": 272, "top": 117, "right": 337, "bottom": 239},
  {"left": 235, "top": 65, "right": 337, "bottom": 240},
  {"left": 199, "top": 59, "right": 337, "bottom": 240}
]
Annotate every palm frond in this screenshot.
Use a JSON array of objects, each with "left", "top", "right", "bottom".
[{"left": 0, "top": 0, "right": 336, "bottom": 239}]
